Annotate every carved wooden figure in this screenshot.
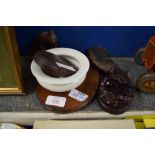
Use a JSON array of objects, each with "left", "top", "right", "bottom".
[{"left": 33, "top": 30, "right": 57, "bottom": 51}]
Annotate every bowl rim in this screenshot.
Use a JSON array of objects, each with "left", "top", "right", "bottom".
[
  {"left": 36, "top": 74, "right": 86, "bottom": 92},
  {"left": 31, "top": 48, "right": 90, "bottom": 84}
]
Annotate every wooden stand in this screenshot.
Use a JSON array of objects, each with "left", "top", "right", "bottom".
[{"left": 36, "top": 67, "right": 100, "bottom": 113}]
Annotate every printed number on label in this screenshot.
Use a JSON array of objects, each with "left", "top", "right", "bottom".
[{"left": 45, "top": 96, "right": 66, "bottom": 107}]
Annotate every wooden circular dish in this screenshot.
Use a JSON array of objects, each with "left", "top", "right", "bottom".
[{"left": 36, "top": 67, "right": 100, "bottom": 113}]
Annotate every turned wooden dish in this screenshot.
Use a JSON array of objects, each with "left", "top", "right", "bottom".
[{"left": 36, "top": 67, "right": 100, "bottom": 113}]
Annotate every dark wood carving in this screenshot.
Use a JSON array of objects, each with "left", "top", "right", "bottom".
[
  {"left": 88, "top": 47, "right": 117, "bottom": 73},
  {"left": 88, "top": 47, "right": 134, "bottom": 114},
  {"left": 33, "top": 30, "right": 57, "bottom": 51},
  {"left": 34, "top": 50, "right": 78, "bottom": 77}
]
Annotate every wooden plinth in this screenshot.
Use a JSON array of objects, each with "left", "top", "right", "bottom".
[{"left": 36, "top": 67, "right": 100, "bottom": 113}]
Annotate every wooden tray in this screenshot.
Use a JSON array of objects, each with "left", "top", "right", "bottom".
[{"left": 36, "top": 66, "right": 100, "bottom": 113}]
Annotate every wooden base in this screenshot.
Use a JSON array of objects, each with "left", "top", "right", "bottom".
[{"left": 36, "top": 67, "right": 100, "bottom": 113}]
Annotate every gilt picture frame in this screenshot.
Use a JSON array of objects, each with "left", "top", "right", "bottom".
[{"left": 0, "top": 26, "right": 24, "bottom": 94}]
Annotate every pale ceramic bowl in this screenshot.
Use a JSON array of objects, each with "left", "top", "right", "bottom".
[{"left": 31, "top": 48, "right": 90, "bottom": 92}]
